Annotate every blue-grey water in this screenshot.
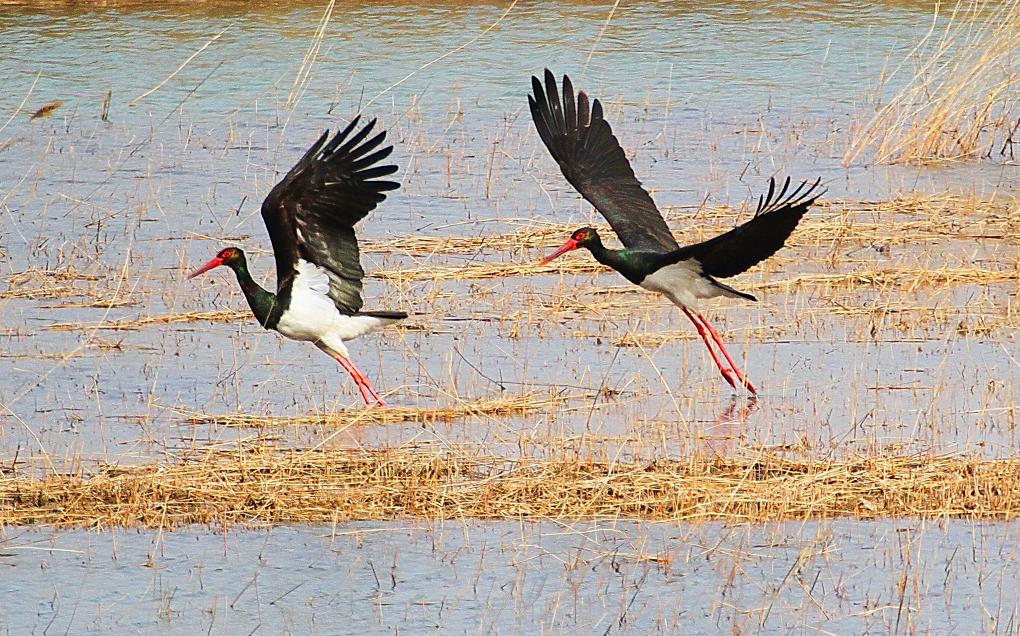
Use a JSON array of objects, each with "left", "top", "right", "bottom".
[
  {"left": 1, "top": 1, "right": 1018, "bottom": 632},
  {"left": 3, "top": 519, "right": 1019, "bottom": 634},
  {"left": 1, "top": 0, "right": 1015, "bottom": 459}
]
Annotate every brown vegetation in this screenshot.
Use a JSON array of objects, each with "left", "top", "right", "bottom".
[
  {"left": 845, "top": 0, "right": 1020, "bottom": 164},
  {"left": 180, "top": 391, "right": 578, "bottom": 427},
  {"left": 28, "top": 100, "right": 63, "bottom": 120},
  {"left": 2, "top": 449, "right": 1018, "bottom": 528}
]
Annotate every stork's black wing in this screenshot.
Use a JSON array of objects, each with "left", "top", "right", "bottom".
[
  {"left": 529, "top": 69, "right": 679, "bottom": 253},
  {"left": 671, "top": 177, "right": 823, "bottom": 278},
  {"left": 261, "top": 118, "right": 399, "bottom": 313}
]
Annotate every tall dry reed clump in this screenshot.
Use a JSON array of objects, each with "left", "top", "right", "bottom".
[
  {"left": 845, "top": 0, "right": 1020, "bottom": 165},
  {"left": 3, "top": 450, "right": 1020, "bottom": 528}
]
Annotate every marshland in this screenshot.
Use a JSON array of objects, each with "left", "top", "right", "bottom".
[{"left": 1, "top": 0, "right": 1019, "bottom": 632}]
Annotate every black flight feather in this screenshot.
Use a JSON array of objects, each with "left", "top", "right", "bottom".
[
  {"left": 529, "top": 69, "right": 680, "bottom": 252},
  {"left": 261, "top": 118, "right": 400, "bottom": 314}
]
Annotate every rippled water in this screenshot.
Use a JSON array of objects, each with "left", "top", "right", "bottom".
[
  {"left": 4, "top": 518, "right": 1020, "bottom": 633},
  {"left": 1, "top": 1, "right": 1018, "bottom": 631},
  {"left": 2, "top": 0, "right": 1015, "bottom": 456}
]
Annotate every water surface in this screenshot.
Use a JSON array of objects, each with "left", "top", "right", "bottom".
[
  {"left": 0, "top": 2, "right": 1018, "bottom": 629},
  {"left": 3, "top": 518, "right": 1018, "bottom": 633}
]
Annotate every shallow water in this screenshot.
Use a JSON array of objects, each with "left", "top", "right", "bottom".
[
  {"left": 3, "top": 518, "right": 1019, "bottom": 633},
  {"left": 1, "top": 0, "right": 1016, "bottom": 463},
  {"left": 0, "top": 1, "right": 1018, "bottom": 630}
]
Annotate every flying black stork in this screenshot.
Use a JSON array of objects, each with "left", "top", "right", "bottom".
[
  {"left": 187, "top": 117, "right": 404, "bottom": 406},
  {"left": 529, "top": 70, "right": 823, "bottom": 396}
]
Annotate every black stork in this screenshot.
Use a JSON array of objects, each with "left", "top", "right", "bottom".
[
  {"left": 529, "top": 70, "right": 822, "bottom": 396},
  {"left": 187, "top": 117, "right": 404, "bottom": 406}
]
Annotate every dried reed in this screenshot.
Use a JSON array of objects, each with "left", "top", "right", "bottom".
[
  {"left": 613, "top": 301, "right": 1019, "bottom": 346},
  {"left": 363, "top": 195, "right": 1015, "bottom": 257},
  {"left": 3, "top": 449, "right": 1018, "bottom": 528},
  {"left": 845, "top": 0, "right": 1020, "bottom": 164},
  {"left": 374, "top": 262, "right": 1016, "bottom": 290},
  {"left": 45, "top": 310, "right": 246, "bottom": 331},
  {"left": 180, "top": 392, "right": 576, "bottom": 427},
  {"left": 28, "top": 100, "right": 63, "bottom": 120},
  {"left": 2, "top": 267, "right": 101, "bottom": 300}
]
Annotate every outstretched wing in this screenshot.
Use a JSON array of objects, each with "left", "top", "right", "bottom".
[
  {"left": 261, "top": 117, "right": 399, "bottom": 313},
  {"left": 529, "top": 69, "right": 679, "bottom": 252},
  {"left": 673, "top": 177, "right": 824, "bottom": 278}
]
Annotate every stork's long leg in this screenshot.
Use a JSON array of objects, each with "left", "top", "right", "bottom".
[
  {"left": 680, "top": 307, "right": 733, "bottom": 387},
  {"left": 334, "top": 355, "right": 386, "bottom": 407},
  {"left": 680, "top": 307, "right": 757, "bottom": 395},
  {"left": 697, "top": 312, "right": 757, "bottom": 396},
  {"left": 350, "top": 365, "right": 385, "bottom": 406}
]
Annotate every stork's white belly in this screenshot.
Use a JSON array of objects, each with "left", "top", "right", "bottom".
[
  {"left": 639, "top": 260, "right": 722, "bottom": 309},
  {"left": 277, "top": 306, "right": 393, "bottom": 343},
  {"left": 275, "top": 259, "right": 397, "bottom": 350}
]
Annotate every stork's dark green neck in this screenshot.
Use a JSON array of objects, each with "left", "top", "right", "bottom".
[
  {"left": 583, "top": 240, "right": 656, "bottom": 285},
  {"left": 227, "top": 258, "right": 280, "bottom": 328}
]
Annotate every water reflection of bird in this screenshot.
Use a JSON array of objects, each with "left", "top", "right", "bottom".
[
  {"left": 530, "top": 70, "right": 822, "bottom": 396},
  {"left": 187, "top": 117, "right": 404, "bottom": 406}
]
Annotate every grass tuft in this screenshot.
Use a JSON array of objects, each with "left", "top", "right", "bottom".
[
  {"left": 180, "top": 392, "right": 578, "bottom": 427},
  {"left": 3, "top": 449, "right": 1018, "bottom": 528},
  {"left": 846, "top": 0, "right": 1020, "bottom": 164}
]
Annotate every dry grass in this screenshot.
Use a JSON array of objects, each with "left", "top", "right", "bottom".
[
  {"left": 757, "top": 266, "right": 1017, "bottom": 293},
  {"left": 6, "top": 194, "right": 1010, "bottom": 314},
  {"left": 363, "top": 221, "right": 567, "bottom": 255},
  {"left": 364, "top": 195, "right": 1017, "bottom": 258},
  {"left": 28, "top": 99, "right": 63, "bottom": 120},
  {"left": 512, "top": 264, "right": 1018, "bottom": 322},
  {"left": 179, "top": 391, "right": 577, "bottom": 427},
  {"left": 39, "top": 267, "right": 1015, "bottom": 336},
  {"left": 3, "top": 449, "right": 1018, "bottom": 528},
  {"left": 45, "top": 310, "right": 247, "bottom": 331},
  {"left": 369, "top": 195, "right": 1017, "bottom": 283},
  {"left": 2, "top": 267, "right": 102, "bottom": 300},
  {"left": 25, "top": 190, "right": 1015, "bottom": 340},
  {"left": 845, "top": 0, "right": 1020, "bottom": 164},
  {"left": 42, "top": 310, "right": 440, "bottom": 332},
  {"left": 373, "top": 259, "right": 1016, "bottom": 288},
  {"left": 612, "top": 301, "right": 1019, "bottom": 347}
]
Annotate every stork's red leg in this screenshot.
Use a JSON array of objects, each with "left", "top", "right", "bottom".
[
  {"left": 680, "top": 307, "right": 736, "bottom": 389},
  {"left": 696, "top": 311, "right": 757, "bottom": 395},
  {"left": 355, "top": 371, "right": 385, "bottom": 406},
  {"left": 335, "top": 356, "right": 371, "bottom": 404},
  {"left": 352, "top": 375, "right": 376, "bottom": 405},
  {"left": 680, "top": 307, "right": 757, "bottom": 395},
  {"left": 334, "top": 355, "right": 386, "bottom": 407},
  {"left": 350, "top": 365, "right": 385, "bottom": 407}
]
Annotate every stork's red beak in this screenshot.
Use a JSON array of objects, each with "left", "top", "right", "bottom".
[
  {"left": 539, "top": 237, "right": 580, "bottom": 266},
  {"left": 186, "top": 256, "right": 225, "bottom": 280}
]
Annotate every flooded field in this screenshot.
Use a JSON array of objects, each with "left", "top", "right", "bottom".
[
  {"left": 4, "top": 519, "right": 1020, "bottom": 633},
  {"left": 1, "top": 0, "right": 1018, "bottom": 632}
]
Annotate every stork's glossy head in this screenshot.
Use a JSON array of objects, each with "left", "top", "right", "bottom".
[
  {"left": 187, "top": 247, "right": 245, "bottom": 279},
  {"left": 540, "top": 227, "right": 600, "bottom": 265}
]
